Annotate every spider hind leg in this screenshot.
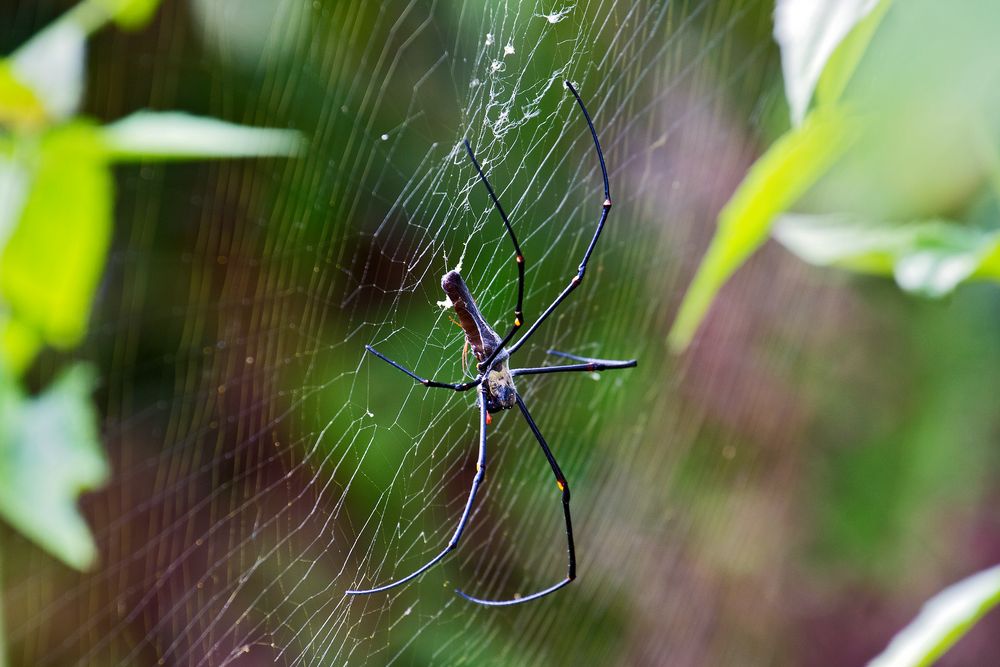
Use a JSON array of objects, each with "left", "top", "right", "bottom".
[
  {"left": 455, "top": 394, "right": 576, "bottom": 607},
  {"left": 456, "top": 577, "right": 573, "bottom": 607},
  {"left": 345, "top": 387, "right": 490, "bottom": 598}
]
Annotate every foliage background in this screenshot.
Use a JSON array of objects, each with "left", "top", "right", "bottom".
[{"left": 2, "top": 0, "right": 1000, "bottom": 665}]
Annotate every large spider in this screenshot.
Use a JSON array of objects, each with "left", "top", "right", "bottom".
[{"left": 347, "top": 81, "right": 636, "bottom": 606}]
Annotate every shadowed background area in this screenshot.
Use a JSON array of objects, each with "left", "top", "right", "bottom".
[{"left": 2, "top": 1, "right": 1000, "bottom": 665}]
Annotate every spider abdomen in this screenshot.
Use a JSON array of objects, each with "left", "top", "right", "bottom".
[
  {"left": 441, "top": 271, "right": 516, "bottom": 412},
  {"left": 442, "top": 270, "right": 505, "bottom": 364}
]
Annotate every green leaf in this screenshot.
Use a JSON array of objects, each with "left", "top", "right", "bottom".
[
  {"left": 0, "top": 156, "right": 30, "bottom": 247},
  {"left": 0, "top": 364, "right": 109, "bottom": 570},
  {"left": 0, "top": 122, "right": 112, "bottom": 371},
  {"left": 774, "top": 0, "right": 885, "bottom": 125},
  {"left": 96, "top": 0, "right": 163, "bottom": 30},
  {"left": 773, "top": 214, "right": 1000, "bottom": 297},
  {"left": 0, "top": 62, "right": 48, "bottom": 130},
  {"left": 0, "top": 316, "right": 41, "bottom": 379},
  {"left": 668, "top": 107, "right": 856, "bottom": 351},
  {"left": 868, "top": 565, "right": 1000, "bottom": 667},
  {"left": 102, "top": 112, "right": 306, "bottom": 161},
  {"left": 815, "top": 0, "right": 893, "bottom": 108},
  {"left": 9, "top": 21, "right": 86, "bottom": 122}
]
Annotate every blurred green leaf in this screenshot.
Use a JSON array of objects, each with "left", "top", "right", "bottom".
[
  {"left": 0, "top": 364, "right": 108, "bottom": 570},
  {"left": 0, "top": 63, "right": 47, "bottom": 130},
  {"left": 9, "top": 21, "right": 86, "bottom": 122},
  {"left": 97, "top": 0, "right": 162, "bottom": 30},
  {"left": 0, "top": 317, "right": 40, "bottom": 380},
  {"left": 668, "top": 107, "right": 856, "bottom": 351},
  {"left": 774, "top": 214, "right": 1000, "bottom": 297},
  {"left": 102, "top": 112, "right": 306, "bottom": 161},
  {"left": 868, "top": 565, "right": 1000, "bottom": 667},
  {"left": 815, "top": 0, "right": 892, "bottom": 108},
  {"left": 774, "top": 0, "right": 884, "bottom": 125},
  {"left": 0, "top": 157, "right": 29, "bottom": 247},
  {"left": 0, "top": 122, "right": 112, "bottom": 372},
  {"left": 801, "top": 0, "right": 1000, "bottom": 222}
]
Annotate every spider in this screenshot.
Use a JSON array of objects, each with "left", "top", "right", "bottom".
[{"left": 346, "top": 80, "right": 636, "bottom": 606}]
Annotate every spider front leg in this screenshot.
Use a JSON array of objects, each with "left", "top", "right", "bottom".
[
  {"left": 511, "top": 349, "right": 637, "bottom": 377},
  {"left": 456, "top": 393, "right": 575, "bottom": 606},
  {"left": 508, "top": 81, "right": 611, "bottom": 356},
  {"left": 365, "top": 345, "right": 481, "bottom": 391},
  {"left": 463, "top": 139, "right": 525, "bottom": 372},
  {"left": 345, "top": 385, "right": 489, "bottom": 597}
]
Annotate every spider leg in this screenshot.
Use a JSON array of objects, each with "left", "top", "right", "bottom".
[
  {"left": 365, "top": 345, "right": 481, "bottom": 391},
  {"left": 463, "top": 139, "right": 525, "bottom": 371},
  {"left": 346, "top": 386, "right": 489, "bottom": 597},
  {"left": 508, "top": 80, "right": 611, "bottom": 355},
  {"left": 456, "top": 394, "right": 574, "bottom": 606},
  {"left": 544, "top": 349, "right": 632, "bottom": 363},
  {"left": 512, "top": 350, "right": 636, "bottom": 377}
]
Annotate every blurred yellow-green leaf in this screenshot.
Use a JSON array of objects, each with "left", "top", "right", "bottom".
[
  {"left": 96, "top": 0, "right": 162, "bottom": 30},
  {"left": 0, "top": 364, "right": 108, "bottom": 570},
  {"left": 0, "top": 122, "right": 112, "bottom": 372},
  {"left": 774, "top": 0, "right": 885, "bottom": 126},
  {"left": 8, "top": 21, "right": 86, "bottom": 123},
  {"left": 668, "top": 107, "right": 856, "bottom": 351},
  {"left": 0, "top": 157, "right": 29, "bottom": 245},
  {"left": 815, "top": 0, "right": 893, "bottom": 108},
  {"left": 0, "top": 317, "right": 40, "bottom": 380},
  {"left": 0, "top": 62, "right": 47, "bottom": 130},
  {"left": 804, "top": 0, "right": 1000, "bottom": 222}
]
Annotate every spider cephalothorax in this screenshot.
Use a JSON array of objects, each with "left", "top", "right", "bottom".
[
  {"left": 441, "top": 270, "right": 517, "bottom": 413},
  {"left": 348, "top": 81, "right": 636, "bottom": 607}
]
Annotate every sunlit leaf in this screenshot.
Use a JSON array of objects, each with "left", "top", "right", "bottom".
[
  {"left": 774, "top": 0, "right": 882, "bottom": 125},
  {"left": 0, "top": 62, "right": 47, "bottom": 130},
  {"left": 868, "top": 565, "right": 1000, "bottom": 667},
  {"left": 9, "top": 21, "right": 86, "bottom": 122},
  {"left": 102, "top": 112, "right": 306, "bottom": 161},
  {"left": 0, "top": 123, "right": 112, "bottom": 369},
  {"left": 97, "top": 0, "right": 163, "bottom": 30},
  {"left": 815, "top": 0, "right": 893, "bottom": 108},
  {"left": 668, "top": 107, "right": 856, "bottom": 351},
  {"left": 0, "top": 317, "right": 40, "bottom": 380},
  {"left": 0, "top": 156, "right": 29, "bottom": 248},
  {"left": 0, "top": 364, "right": 108, "bottom": 570},
  {"left": 773, "top": 214, "right": 1000, "bottom": 297}
]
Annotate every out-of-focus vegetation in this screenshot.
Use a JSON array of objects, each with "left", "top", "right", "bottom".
[
  {"left": 0, "top": 0, "right": 301, "bottom": 662},
  {"left": 672, "top": 3, "right": 1000, "bottom": 658},
  {"left": 672, "top": 0, "right": 1000, "bottom": 349}
]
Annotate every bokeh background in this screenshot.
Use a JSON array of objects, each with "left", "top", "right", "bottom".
[{"left": 3, "top": 0, "right": 1000, "bottom": 665}]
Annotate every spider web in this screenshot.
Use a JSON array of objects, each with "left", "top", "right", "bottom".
[{"left": 0, "top": 0, "right": 840, "bottom": 664}]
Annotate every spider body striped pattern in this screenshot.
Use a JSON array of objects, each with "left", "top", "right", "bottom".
[
  {"left": 441, "top": 269, "right": 517, "bottom": 413},
  {"left": 347, "top": 81, "right": 636, "bottom": 607}
]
